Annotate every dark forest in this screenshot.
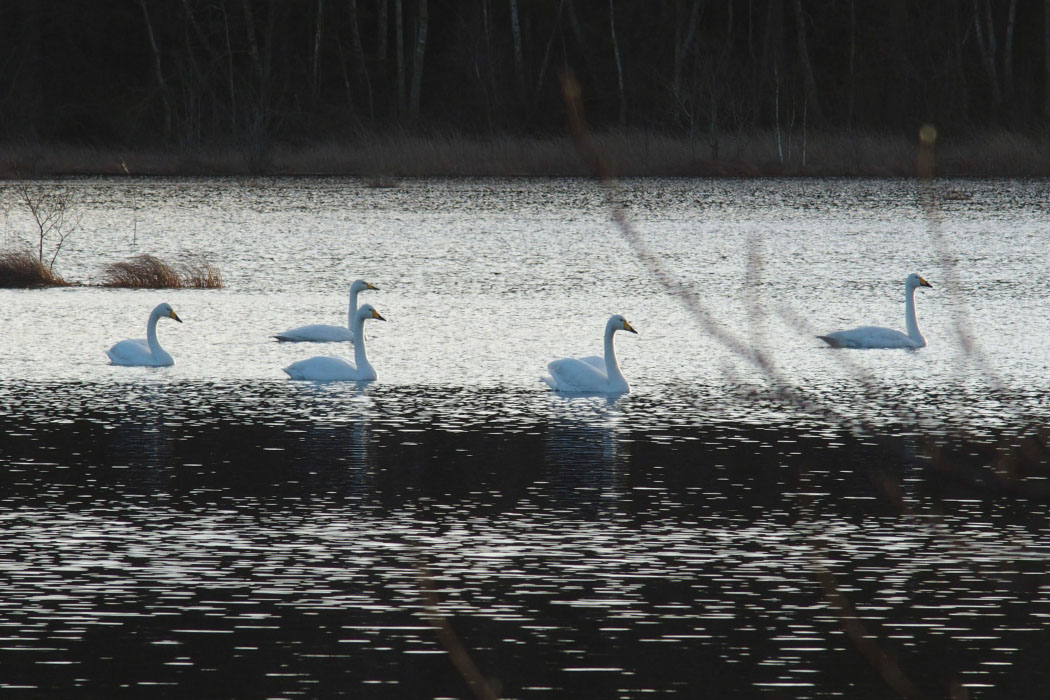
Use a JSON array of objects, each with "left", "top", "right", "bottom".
[{"left": 1, "top": 1, "right": 1048, "bottom": 174}]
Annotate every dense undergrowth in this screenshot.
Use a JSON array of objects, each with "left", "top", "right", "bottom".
[{"left": 2, "top": 129, "right": 1049, "bottom": 178}]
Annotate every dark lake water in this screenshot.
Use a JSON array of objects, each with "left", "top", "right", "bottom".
[{"left": 1, "top": 177, "right": 1049, "bottom": 698}]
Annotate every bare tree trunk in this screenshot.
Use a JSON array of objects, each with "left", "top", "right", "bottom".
[
  {"left": 242, "top": 0, "right": 261, "bottom": 76},
  {"left": 673, "top": 0, "right": 701, "bottom": 97},
  {"left": 182, "top": 0, "right": 235, "bottom": 135},
  {"left": 377, "top": 0, "right": 388, "bottom": 60},
  {"left": 774, "top": 62, "right": 783, "bottom": 163},
  {"left": 176, "top": 14, "right": 203, "bottom": 144},
  {"left": 409, "top": 0, "right": 428, "bottom": 120},
  {"left": 348, "top": 0, "right": 374, "bottom": 119},
  {"left": 973, "top": 0, "right": 1002, "bottom": 106},
  {"left": 312, "top": 0, "right": 324, "bottom": 103},
  {"left": 262, "top": 5, "right": 277, "bottom": 105},
  {"left": 801, "top": 92, "right": 807, "bottom": 167},
  {"left": 792, "top": 0, "right": 822, "bottom": 123},
  {"left": 609, "top": 0, "right": 625, "bottom": 125},
  {"left": 1045, "top": 0, "right": 1050, "bottom": 117},
  {"left": 238, "top": 0, "right": 276, "bottom": 167},
  {"left": 21, "top": 1, "right": 44, "bottom": 134},
  {"left": 334, "top": 29, "right": 355, "bottom": 115},
  {"left": 759, "top": 0, "right": 785, "bottom": 131},
  {"left": 711, "top": 2, "right": 734, "bottom": 142},
  {"left": 395, "top": 0, "right": 406, "bottom": 116},
  {"left": 534, "top": 0, "right": 565, "bottom": 97},
  {"left": 509, "top": 0, "right": 525, "bottom": 100},
  {"left": 137, "top": 0, "right": 172, "bottom": 140},
  {"left": 847, "top": 0, "right": 855, "bottom": 129},
  {"left": 481, "top": 0, "right": 496, "bottom": 126},
  {"left": 952, "top": 1, "right": 970, "bottom": 118},
  {"left": 566, "top": 0, "right": 598, "bottom": 90},
  {"left": 1002, "top": 0, "right": 1017, "bottom": 103},
  {"left": 220, "top": 4, "right": 238, "bottom": 133}
]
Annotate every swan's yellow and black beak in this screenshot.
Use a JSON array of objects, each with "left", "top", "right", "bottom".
[
  {"left": 366, "top": 282, "right": 379, "bottom": 290},
  {"left": 169, "top": 309, "right": 183, "bottom": 323},
  {"left": 371, "top": 309, "right": 386, "bottom": 321},
  {"left": 919, "top": 277, "right": 933, "bottom": 288},
  {"left": 623, "top": 319, "right": 638, "bottom": 334}
]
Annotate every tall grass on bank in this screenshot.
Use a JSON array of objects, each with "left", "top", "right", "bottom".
[
  {"left": 0, "top": 249, "right": 69, "bottom": 287},
  {"left": 103, "top": 254, "right": 223, "bottom": 289},
  {"left": 278, "top": 128, "right": 1050, "bottom": 177},
  {"left": 3, "top": 129, "right": 1050, "bottom": 177}
]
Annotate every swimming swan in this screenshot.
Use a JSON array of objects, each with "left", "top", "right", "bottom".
[
  {"left": 818, "top": 273, "right": 933, "bottom": 349},
  {"left": 273, "top": 279, "right": 378, "bottom": 342},
  {"left": 542, "top": 314, "right": 637, "bottom": 393},
  {"left": 283, "top": 304, "right": 386, "bottom": 381},
  {"left": 106, "top": 302, "right": 183, "bottom": 366}
]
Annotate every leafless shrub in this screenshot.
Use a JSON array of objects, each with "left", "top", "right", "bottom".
[
  {"left": 0, "top": 249, "right": 69, "bottom": 287},
  {"left": 177, "top": 255, "right": 224, "bottom": 288},
  {"left": 103, "top": 254, "right": 181, "bottom": 288},
  {"left": 102, "top": 254, "right": 223, "bottom": 289},
  {"left": 9, "top": 177, "right": 82, "bottom": 274}
]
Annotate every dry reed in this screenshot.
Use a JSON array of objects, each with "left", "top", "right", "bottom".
[
  {"left": 102, "top": 254, "right": 223, "bottom": 289},
  {"left": 0, "top": 249, "right": 69, "bottom": 287},
  {"left": 177, "top": 255, "right": 224, "bottom": 288},
  {"left": 4, "top": 129, "right": 1050, "bottom": 177}
]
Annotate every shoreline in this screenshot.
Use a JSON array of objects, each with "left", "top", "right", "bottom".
[{"left": 2, "top": 129, "right": 1049, "bottom": 179}]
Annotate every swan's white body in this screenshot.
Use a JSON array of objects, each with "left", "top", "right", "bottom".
[
  {"left": 283, "top": 304, "right": 385, "bottom": 381},
  {"left": 273, "top": 279, "right": 378, "bottom": 342},
  {"left": 542, "top": 315, "right": 637, "bottom": 394},
  {"left": 106, "top": 302, "right": 183, "bottom": 367},
  {"left": 819, "top": 273, "right": 933, "bottom": 349}
]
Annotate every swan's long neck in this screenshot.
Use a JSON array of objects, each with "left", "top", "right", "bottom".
[
  {"left": 904, "top": 283, "right": 925, "bottom": 346},
  {"left": 348, "top": 287, "right": 360, "bottom": 328},
  {"left": 146, "top": 310, "right": 163, "bottom": 356},
  {"left": 603, "top": 324, "right": 626, "bottom": 383},
  {"left": 353, "top": 312, "right": 373, "bottom": 373}
]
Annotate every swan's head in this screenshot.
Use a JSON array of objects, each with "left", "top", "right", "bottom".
[
  {"left": 907, "top": 273, "right": 933, "bottom": 290},
  {"left": 154, "top": 302, "right": 182, "bottom": 323},
  {"left": 351, "top": 279, "right": 379, "bottom": 293},
  {"left": 356, "top": 303, "right": 386, "bottom": 322},
  {"left": 609, "top": 314, "right": 637, "bottom": 334}
]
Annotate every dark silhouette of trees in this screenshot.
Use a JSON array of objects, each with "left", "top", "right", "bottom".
[{"left": 0, "top": 1, "right": 1047, "bottom": 150}]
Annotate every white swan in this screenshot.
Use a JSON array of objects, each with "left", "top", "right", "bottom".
[
  {"left": 542, "top": 314, "right": 637, "bottom": 393},
  {"left": 818, "top": 273, "right": 933, "bottom": 349},
  {"left": 272, "top": 279, "right": 378, "bottom": 342},
  {"left": 283, "top": 304, "right": 386, "bottom": 381},
  {"left": 106, "top": 302, "right": 183, "bottom": 366}
]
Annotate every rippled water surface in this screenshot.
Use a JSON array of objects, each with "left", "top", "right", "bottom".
[{"left": 1, "top": 177, "right": 1049, "bottom": 698}]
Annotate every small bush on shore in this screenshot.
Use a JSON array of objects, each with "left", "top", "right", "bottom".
[
  {"left": 102, "top": 254, "right": 223, "bottom": 289},
  {"left": 0, "top": 249, "right": 69, "bottom": 287}
]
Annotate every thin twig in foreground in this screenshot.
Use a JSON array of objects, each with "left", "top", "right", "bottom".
[{"left": 417, "top": 565, "right": 500, "bottom": 700}]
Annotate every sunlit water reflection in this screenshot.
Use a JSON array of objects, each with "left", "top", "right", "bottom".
[{"left": 1, "top": 177, "right": 1049, "bottom": 698}]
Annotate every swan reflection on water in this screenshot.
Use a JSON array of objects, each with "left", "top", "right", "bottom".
[
  {"left": 543, "top": 392, "right": 629, "bottom": 509},
  {"left": 287, "top": 395, "right": 378, "bottom": 492}
]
